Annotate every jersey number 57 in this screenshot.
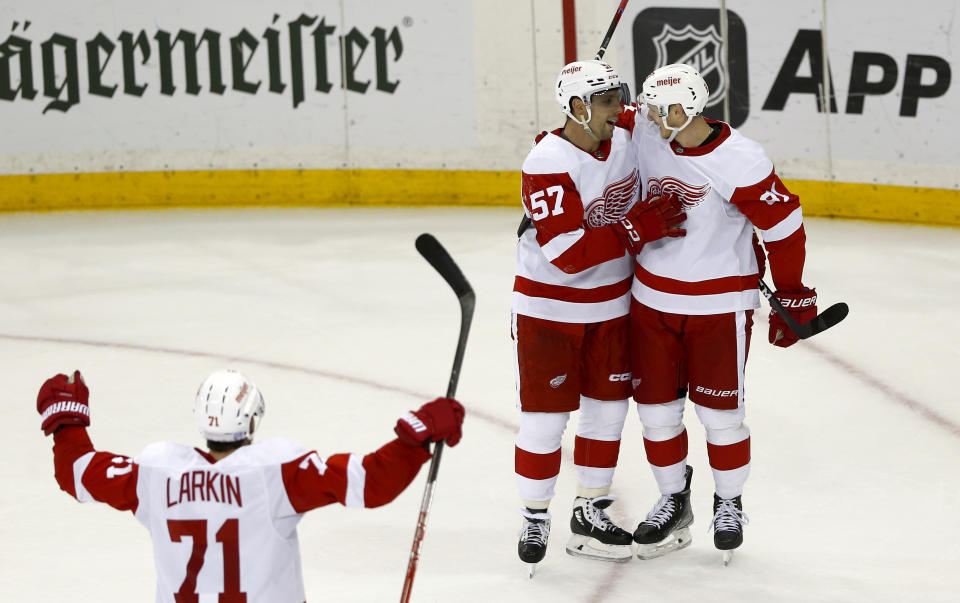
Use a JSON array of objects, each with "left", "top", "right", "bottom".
[{"left": 528, "top": 186, "right": 565, "bottom": 220}]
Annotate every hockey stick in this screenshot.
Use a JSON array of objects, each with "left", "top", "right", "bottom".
[
  {"left": 595, "top": 0, "right": 630, "bottom": 61},
  {"left": 759, "top": 277, "right": 849, "bottom": 340},
  {"left": 517, "top": 0, "right": 631, "bottom": 237},
  {"left": 400, "top": 233, "right": 476, "bottom": 603}
]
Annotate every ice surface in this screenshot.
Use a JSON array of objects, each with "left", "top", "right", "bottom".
[{"left": 1, "top": 207, "right": 957, "bottom": 602}]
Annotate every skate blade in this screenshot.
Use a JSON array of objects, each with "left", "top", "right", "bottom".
[
  {"left": 722, "top": 550, "right": 734, "bottom": 566},
  {"left": 527, "top": 562, "right": 538, "bottom": 578},
  {"left": 565, "top": 534, "right": 632, "bottom": 562},
  {"left": 636, "top": 527, "right": 692, "bottom": 560}
]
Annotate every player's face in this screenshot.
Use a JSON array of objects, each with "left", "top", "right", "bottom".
[{"left": 588, "top": 89, "right": 623, "bottom": 140}]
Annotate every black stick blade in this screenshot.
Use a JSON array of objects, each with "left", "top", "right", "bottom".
[
  {"left": 415, "top": 233, "right": 474, "bottom": 301},
  {"left": 800, "top": 302, "right": 849, "bottom": 338},
  {"left": 759, "top": 277, "right": 849, "bottom": 341},
  {"left": 415, "top": 233, "right": 476, "bottom": 399}
]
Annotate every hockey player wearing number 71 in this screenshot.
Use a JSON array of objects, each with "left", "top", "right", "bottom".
[
  {"left": 627, "top": 64, "right": 819, "bottom": 563},
  {"left": 38, "top": 368, "right": 465, "bottom": 602}
]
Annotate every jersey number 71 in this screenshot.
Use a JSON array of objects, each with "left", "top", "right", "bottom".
[{"left": 167, "top": 518, "right": 247, "bottom": 602}]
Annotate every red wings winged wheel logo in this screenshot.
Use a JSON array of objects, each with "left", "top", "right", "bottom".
[
  {"left": 646, "top": 176, "right": 711, "bottom": 209},
  {"left": 584, "top": 169, "right": 640, "bottom": 228}
]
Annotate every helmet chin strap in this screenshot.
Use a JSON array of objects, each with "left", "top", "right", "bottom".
[
  {"left": 580, "top": 120, "right": 601, "bottom": 141},
  {"left": 573, "top": 102, "right": 601, "bottom": 142},
  {"left": 656, "top": 105, "right": 693, "bottom": 143}
]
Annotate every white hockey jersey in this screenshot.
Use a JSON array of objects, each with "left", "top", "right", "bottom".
[
  {"left": 51, "top": 426, "right": 431, "bottom": 603},
  {"left": 630, "top": 105, "right": 808, "bottom": 315},
  {"left": 513, "top": 109, "right": 640, "bottom": 323}
]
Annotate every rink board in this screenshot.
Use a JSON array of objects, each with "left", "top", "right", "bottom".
[
  {"left": 1, "top": 1, "right": 958, "bottom": 223},
  {"left": 1, "top": 169, "right": 958, "bottom": 226}
]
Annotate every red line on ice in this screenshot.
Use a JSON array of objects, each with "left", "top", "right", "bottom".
[
  {"left": 8, "top": 330, "right": 954, "bottom": 438},
  {"left": 1, "top": 332, "right": 519, "bottom": 433},
  {"left": 805, "top": 339, "right": 960, "bottom": 437}
]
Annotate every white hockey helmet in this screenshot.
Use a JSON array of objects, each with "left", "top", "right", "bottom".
[
  {"left": 641, "top": 63, "right": 710, "bottom": 141},
  {"left": 555, "top": 59, "right": 626, "bottom": 137},
  {"left": 194, "top": 369, "right": 265, "bottom": 443}
]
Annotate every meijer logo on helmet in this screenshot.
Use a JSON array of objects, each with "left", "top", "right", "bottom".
[
  {"left": 562, "top": 65, "right": 583, "bottom": 75},
  {"left": 657, "top": 77, "right": 682, "bottom": 86}
]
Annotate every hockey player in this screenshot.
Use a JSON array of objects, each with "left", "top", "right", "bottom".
[
  {"left": 513, "top": 59, "right": 686, "bottom": 572},
  {"left": 38, "top": 368, "right": 465, "bottom": 602},
  {"left": 627, "top": 63, "right": 818, "bottom": 563}
]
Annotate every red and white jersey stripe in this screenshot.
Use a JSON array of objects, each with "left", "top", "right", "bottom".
[
  {"left": 630, "top": 105, "right": 807, "bottom": 315},
  {"left": 51, "top": 426, "right": 430, "bottom": 603},
  {"left": 514, "top": 109, "right": 640, "bottom": 323}
]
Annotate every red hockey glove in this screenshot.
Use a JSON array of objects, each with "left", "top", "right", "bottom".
[
  {"left": 769, "top": 288, "right": 817, "bottom": 348},
  {"left": 612, "top": 193, "right": 687, "bottom": 254},
  {"left": 395, "top": 397, "right": 465, "bottom": 448},
  {"left": 37, "top": 370, "right": 90, "bottom": 436}
]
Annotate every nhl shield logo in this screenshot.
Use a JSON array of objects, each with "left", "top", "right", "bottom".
[{"left": 651, "top": 23, "right": 725, "bottom": 110}]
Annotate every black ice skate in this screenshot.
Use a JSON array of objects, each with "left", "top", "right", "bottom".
[
  {"left": 711, "top": 494, "right": 749, "bottom": 566},
  {"left": 565, "top": 495, "right": 633, "bottom": 562},
  {"left": 633, "top": 465, "right": 693, "bottom": 560},
  {"left": 518, "top": 509, "right": 551, "bottom": 577}
]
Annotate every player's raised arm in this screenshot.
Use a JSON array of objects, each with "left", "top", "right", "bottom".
[
  {"left": 280, "top": 397, "right": 464, "bottom": 512},
  {"left": 38, "top": 371, "right": 140, "bottom": 512}
]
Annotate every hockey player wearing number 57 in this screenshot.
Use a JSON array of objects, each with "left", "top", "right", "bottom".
[
  {"left": 512, "top": 59, "right": 686, "bottom": 573},
  {"left": 627, "top": 64, "right": 819, "bottom": 564},
  {"left": 38, "top": 368, "right": 465, "bottom": 602}
]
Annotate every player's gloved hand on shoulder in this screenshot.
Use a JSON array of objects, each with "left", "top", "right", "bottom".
[
  {"left": 395, "top": 397, "right": 465, "bottom": 448},
  {"left": 37, "top": 370, "right": 90, "bottom": 435},
  {"left": 612, "top": 192, "right": 687, "bottom": 254},
  {"left": 769, "top": 288, "right": 817, "bottom": 348}
]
